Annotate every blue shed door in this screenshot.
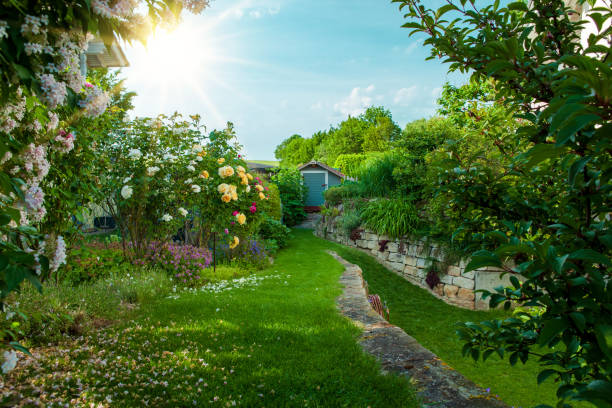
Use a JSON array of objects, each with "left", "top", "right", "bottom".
[{"left": 303, "top": 173, "right": 325, "bottom": 206}]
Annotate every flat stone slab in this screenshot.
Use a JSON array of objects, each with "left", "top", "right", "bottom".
[{"left": 330, "top": 251, "right": 508, "bottom": 408}]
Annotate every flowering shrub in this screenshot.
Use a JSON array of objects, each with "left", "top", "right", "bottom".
[
  {"left": 143, "top": 242, "right": 212, "bottom": 287},
  {"left": 232, "top": 240, "right": 271, "bottom": 270},
  {"left": 0, "top": 0, "right": 210, "bottom": 373}
]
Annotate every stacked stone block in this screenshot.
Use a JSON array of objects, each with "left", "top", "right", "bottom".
[{"left": 316, "top": 216, "right": 510, "bottom": 310}]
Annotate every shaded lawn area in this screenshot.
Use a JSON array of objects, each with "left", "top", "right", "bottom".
[
  {"left": 319, "top": 231, "right": 588, "bottom": 408},
  {"left": 7, "top": 230, "right": 417, "bottom": 407}
]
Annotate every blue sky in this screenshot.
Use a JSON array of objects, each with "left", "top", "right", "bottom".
[{"left": 121, "top": 0, "right": 465, "bottom": 160}]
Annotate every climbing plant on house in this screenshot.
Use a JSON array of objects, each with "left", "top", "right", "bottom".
[{"left": 395, "top": 0, "right": 611, "bottom": 406}]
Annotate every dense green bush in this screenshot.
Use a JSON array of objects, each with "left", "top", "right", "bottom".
[
  {"left": 357, "top": 153, "right": 403, "bottom": 197},
  {"left": 60, "top": 242, "right": 130, "bottom": 285},
  {"left": 270, "top": 168, "right": 308, "bottom": 226},
  {"left": 259, "top": 216, "right": 291, "bottom": 249},
  {"left": 323, "top": 182, "right": 361, "bottom": 206},
  {"left": 260, "top": 182, "right": 282, "bottom": 221},
  {"left": 337, "top": 210, "right": 362, "bottom": 235},
  {"left": 334, "top": 153, "right": 370, "bottom": 178},
  {"left": 361, "top": 198, "right": 420, "bottom": 238}
]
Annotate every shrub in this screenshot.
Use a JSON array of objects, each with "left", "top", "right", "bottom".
[
  {"left": 232, "top": 239, "right": 270, "bottom": 270},
  {"left": 357, "top": 153, "right": 402, "bottom": 197},
  {"left": 143, "top": 242, "right": 212, "bottom": 287},
  {"left": 258, "top": 216, "right": 291, "bottom": 249},
  {"left": 338, "top": 210, "right": 362, "bottom": 235},
  {"left": 271, "top": 168, "right": 308, "bottom": 226},
  {"left": 259, "top": 182, "right": 282, "bottom": 220},
  {"left": 60, "top": 242, "right": 130, "bottom": 285},
  {"left": 323, "top": 182, "right": 361, "bottom": 205},
  {"left": 334, "top": 153, "right": 368, "bottom": 178},
  {"left": 361, "top": 199, "right": 419, "bottom": 238}
]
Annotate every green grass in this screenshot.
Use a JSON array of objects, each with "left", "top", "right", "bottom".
[
  {"left": 5, "top": 230, "right": 418, "bottom": 407},
  {"left": 249, "top": 160, "right": 280, "bottom": 166},
  {"left": 321, "top": 236, "right": 589, "bottom": 408}
]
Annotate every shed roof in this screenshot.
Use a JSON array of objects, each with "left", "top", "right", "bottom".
[{"left": 298, "top": 161, "right": 345, "bottom": 179}]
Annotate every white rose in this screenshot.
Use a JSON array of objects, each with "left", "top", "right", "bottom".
[
  {"left": 191, "top": 184, "right": 201, "bottom": 193},
  {"left": 192, "top": 144, "right": 203, "bottom": 153},
  {"left": 120, "top": 185, "right": 133, "bottom": 199},
  {"left": 127, "top": 148, "right": 142, "bottom": 159},
  {"left": 246, "top": 185, "right": 251, "bottom": 193},
  {"left": 187, "top": 165, "right": 196, "bottom": 172},
  {"left": 195, "top": 156, "right": 203, "bottom": 162},
  {"left": 123, "top": 176, "right": 132, "bottom": 183},
  {"left": 178, "top": 207, "right": 188, "bottom": 217},
  {"left": 184, "top": 178, "right": 193, "bottom": 184},
  {"left": 161, "top": 214, "right": 173, "bottom": 222},
  {"left": 146, "top": 166, "right": 160, "bottom": 176}
]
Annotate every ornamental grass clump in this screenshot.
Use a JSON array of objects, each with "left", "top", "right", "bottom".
[{"left": 144, "top": 242, "right": 212, "bottom": 287}]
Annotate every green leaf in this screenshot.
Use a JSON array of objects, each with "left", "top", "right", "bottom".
[
  {"left": 555, "top": 114, "right": 600, "bottom": 146},
  {"left": 538, "top": 318, "right": 569, "bottom": 346},
  {"left": 0, "top": 214, "right": 11, "bottom": 226},
  {"left": 568, "top": 157, "right": 589, "bottom": 187},
  {"left": 537, "top": 369, "right": 557, "bottom": 385},
  {"left": 594, "top": 325, "right": 612, "bottom": 359},
  {"left": 569, "top": 249, "right": 611, "bottom": 266},
  {"left": 465, "top": 250, "right": 502, "bottom": 272},
  {"left": 569, "top": 312, "right": 586, "bottom": 332}
]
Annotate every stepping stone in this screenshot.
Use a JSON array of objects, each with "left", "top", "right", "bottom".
[{"left": 329, "top": 250, "right": 508, "bottom": 408}]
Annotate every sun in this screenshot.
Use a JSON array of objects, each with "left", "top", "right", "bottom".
[{"left": 142, "top": 22, "right": 216, "bottom": 85}]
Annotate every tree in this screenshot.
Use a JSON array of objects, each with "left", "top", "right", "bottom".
[{"left": 396, "top": 0, "right": 611, "bottom": 406}]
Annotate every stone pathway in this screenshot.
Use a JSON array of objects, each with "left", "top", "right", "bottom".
[
  {"left": 329, "top": 251, "right": 508, "bottom": 408},
  {"left": 294, "top": 213, "right": 321, "bottom": 229}
]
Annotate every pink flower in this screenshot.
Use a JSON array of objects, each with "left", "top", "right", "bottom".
[
  {"left": 231, "top": 221, "right": 235, "bottom": 225},
  {"left": 249, "top": 206, "right": 256, "bottom": 214},
  {"left": 85, "top": 82, "right": 94, "bottom": 88},
  {"left": 232, "top": 211, "right": 239, "bottom": 216},
  {"left": 224, "top": 228, "right": 229, "bottom": 234}
]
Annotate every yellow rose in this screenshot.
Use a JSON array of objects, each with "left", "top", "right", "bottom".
[
  {"left": 259, "top": 192, "right": 266, "bottom": 200},
  {"left": 240, "top": 175, "right": 249, "bottom": 186},
  {"left": 236, "top": 213, "right": 246, "bottom": 225},
  {"left": 217, "top": 158, "right": 225, "bottom": 164},
  {"left": 198, "top": 150, "right": 207, "bottom": 157},
  {"left": 231, "top": 191, "right": 238, "bottom": 201},
  {"left": 236, "top": 165, "right": 246, "bottom": 173},
  {"left": 218, "top": 165, "right": 235, "bottom": 178},
  {"left": 221, "top": 193, "right": 232, "bottom": 203},
  {"left": 229, "top": 236, "right": 240, "bottom": 249},
  {"left": 255, "top": 184, "right": 264, "bottom": 192},
  {"left": 200, "top": 170, "right": 209, "bottom": 179},
  {"left": 217, "top": 183, "right": 229, "bottom": 194},
  {"left": 246, "top": 173, "right": 253, "bottom": 180}
]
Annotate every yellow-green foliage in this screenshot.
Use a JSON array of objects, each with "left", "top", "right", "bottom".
[{"left": 260, "top": 182, "right": 282, "bottom": 220}]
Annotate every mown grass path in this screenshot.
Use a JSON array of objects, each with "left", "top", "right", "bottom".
[
  {"left": 7, "top": 230, "right": 418, "bottom": 407},
  {"left": 320, "top": 232, "right": 589, "bottom": 408}
]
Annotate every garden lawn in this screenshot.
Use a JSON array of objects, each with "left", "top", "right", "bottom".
[
  {"left": 5, "top": 230, "right": 418, "bottom": 407},
  {"left": 321, "top": 234, "right": 590, "bottom": 408}
]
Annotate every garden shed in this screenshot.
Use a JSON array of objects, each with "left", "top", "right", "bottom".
[{"left": 298, "top": 161, "right": 345, "bottom": 207}]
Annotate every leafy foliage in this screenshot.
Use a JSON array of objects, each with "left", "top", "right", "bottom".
[
  {"left": 395, "top": 0, "right": 612, "bottom": 405},
  {"left": 258, "top": 216, "right": 291, "bottom": 249},
  {"left": 270, "top": 168, "right": 307, "bottom": 226},
  {"left": 360, "top": 199, "right": 420, "bottom": 239}
]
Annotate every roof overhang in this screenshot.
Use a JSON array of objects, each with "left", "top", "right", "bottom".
[{"left": 86, "top": 39, "right": 129, "bottom": 68}]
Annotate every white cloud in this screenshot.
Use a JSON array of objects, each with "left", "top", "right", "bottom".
[
  {"left": 249, "top": 10, "right": 262, "bottom": 18},
  {"left": 310, "top": 101, "right": 323, "bottom": 110},
  {"left": 393, "top": 86, "right": 418, "bottom": 104},
  {"left": 334, "top": 85, "right": 376, "bottom": 117}
]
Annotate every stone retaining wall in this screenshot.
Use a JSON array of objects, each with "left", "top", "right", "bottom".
[{"left": 316, "top": 215, "right": 512, "bottom": 310}]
